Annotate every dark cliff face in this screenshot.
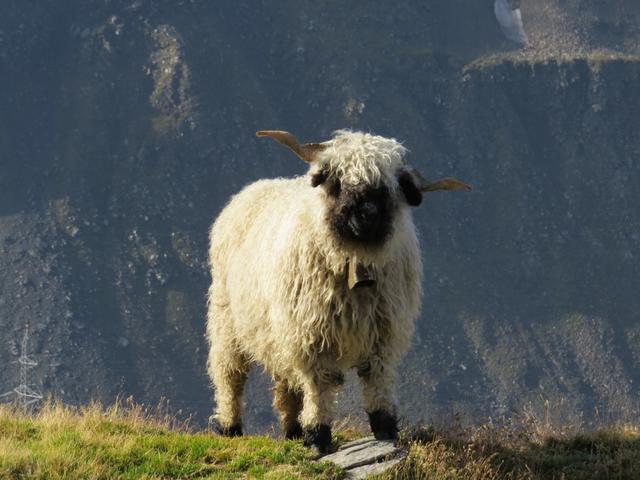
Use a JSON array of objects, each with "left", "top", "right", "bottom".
[
  {"left": 402, "top": 57, "right": 640, "bottom": 425},
  {"left": 1, "top": 1, "right": 639, "bottom": 428}
]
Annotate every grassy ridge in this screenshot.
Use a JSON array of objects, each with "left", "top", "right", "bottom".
[
  {"left": 0, "top": 402, "right": 339, "bottom": 479},
  {"left": 2, "top": 403, "right": 640, "bottom": 479}
]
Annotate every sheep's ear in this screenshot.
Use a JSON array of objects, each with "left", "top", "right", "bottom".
[
  {"left": 411, "top": 169, "right": 472, "bottom": 193},
  {"left": 398, "top": 171, "right": 423, "bottom": 206},
  {"left": 310, "top": 169, "right": 328, "bottom": 187},
  {"left": 256, "top": 130, "right": 326, "bottom": 163}
]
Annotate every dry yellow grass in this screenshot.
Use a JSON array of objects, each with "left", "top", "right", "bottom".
[{"left": 374, "top": 417, "right": 640, "bottom": 480}]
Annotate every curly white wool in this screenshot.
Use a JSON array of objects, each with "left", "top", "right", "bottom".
[{"left": 312, "top": 130, "right": 408, "bottom": 188}]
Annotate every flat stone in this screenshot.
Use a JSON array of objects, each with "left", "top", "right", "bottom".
[
  {"left": 322, "top": 437, "right": 404, "bottom": 470},
  {"left": 337, "top": 436, "right": 377, "bottom": 450},
  {"left": 346, "top": 456, "right": 406, "bottom": 479}
]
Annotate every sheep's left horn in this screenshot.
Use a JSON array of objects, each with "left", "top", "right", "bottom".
[
  {"left": 256, "top": 130, "right": 325, "bottom": 163},
  {"left": 412, "top": 169, "right": 472, "bottom": 192}
]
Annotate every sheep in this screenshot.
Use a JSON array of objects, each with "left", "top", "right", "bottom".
[{"left": 206, "top": 129, "right": 470, "bottom": 454}]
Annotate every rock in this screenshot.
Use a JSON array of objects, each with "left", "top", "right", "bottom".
[
  {"left": 2, "top": 0, "right": 640, "bottom": 431},
  {"left": 346, "top": 457, "right": 405, "bottom": 479},
  {"left": 321, "top": 437, "right": 406, "bottom": 478}
]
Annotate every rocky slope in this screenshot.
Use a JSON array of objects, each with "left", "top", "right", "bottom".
[{"left": 1, "top": 0, "right": 639, "bottom": 429}]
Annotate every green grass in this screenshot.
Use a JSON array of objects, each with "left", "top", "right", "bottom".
[
  {"left": 3, "top": 403, "right": 640, "bottom": 479},
  {"left": 0, "top": 402, "right": 341, "bottom": 479}
]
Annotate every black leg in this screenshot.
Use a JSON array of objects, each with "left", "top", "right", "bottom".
[
  {"left": 368, "top": 409, "right": 398, "bottom": 441},
  {"left": 285, "top": 421, "right": 303, "bottom": 440},
  {"left": 303, "top": 424, "right": 332, "bottom": 455},
  {"left": 212, "top": 418, "right": 243, "bottom": 437}
]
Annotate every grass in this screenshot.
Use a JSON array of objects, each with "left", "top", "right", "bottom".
[
  {"left": 0, "top": 400, "right": 340, "bottom": 479},
  {"left": 374, "top": 416, "right": 640, "bottom": 480},
  {"left": 2, "top": 402, "right": 640, "bottom": 479}
]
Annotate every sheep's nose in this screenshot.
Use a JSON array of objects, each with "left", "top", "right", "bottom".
[
  {"left": 348, "top": 201, "right": 380, "bottom": 237},
  {"left": 358, "top": 201, "right": 379, "bottom": 221}
]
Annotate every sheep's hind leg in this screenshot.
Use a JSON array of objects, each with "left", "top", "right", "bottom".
[
  {"left": 209, "top": 344, "right": 250, "bottom": 437},
  {"left": 357, "top": 357, "right": 398, "bottom": 441},
  {"left": 273, "top": 378, "right": 303, "bottom": 439}
]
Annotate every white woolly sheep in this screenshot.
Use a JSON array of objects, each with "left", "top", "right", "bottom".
[{"left": 206, "top": 130, "right": 469, "bottom": 453}]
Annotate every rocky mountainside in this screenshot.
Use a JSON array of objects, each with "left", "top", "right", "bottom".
[{"left": 1, "top": 0, "right": 639, "bottom": 429}]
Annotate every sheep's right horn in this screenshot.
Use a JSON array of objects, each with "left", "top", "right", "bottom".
[{"left": 256, "top": 130, "right": 325, "bottom": 163}]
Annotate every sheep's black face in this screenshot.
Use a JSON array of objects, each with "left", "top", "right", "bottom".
[{"left": 324, "top": 179, "right": 394, "bottom": 246}]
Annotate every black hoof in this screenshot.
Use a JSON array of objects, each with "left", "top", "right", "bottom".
[
  {"left": 284, "top": 421, "right": 303, "bottom": 440},
  {"left": 222, "top": 423, "right": 243, "bottom": 437},
  {"left": 303, "top": 424, "right": 332, "bottom": 456},
  {"left": 368, "top": 409, "right": 398, "bottom": 441},
  {"left": 211, "top": 418, "right": 243, "bottom": 437}
]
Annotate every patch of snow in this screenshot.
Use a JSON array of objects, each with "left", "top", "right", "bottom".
[{"left": 494, "top": 0, "right": 527, "bottom": 44}]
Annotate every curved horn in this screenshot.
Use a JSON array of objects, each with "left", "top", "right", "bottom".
[
  {"left": 411, "top": 169, "right": 472, "bottom": 192},
  {"left": 256, "top": 130, "right": 326, "bottom": 163}
]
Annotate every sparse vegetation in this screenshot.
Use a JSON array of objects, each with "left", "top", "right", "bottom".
[
  {"left": 462, "top": 49, "right": 640, "bottom": 73},
  {"left": 2, "top": 402, "right": 640, "bottom": 479},
  {"left": 376, "top": 419, "right": 640, "bottom": 480}
]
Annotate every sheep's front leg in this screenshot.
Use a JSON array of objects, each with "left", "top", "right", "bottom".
[
  {"left": 358, "top": 356, "right": 398, "bottom": 441},
  {"left": 299, "top": 369, "right": 343, "bottom": 455}
]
